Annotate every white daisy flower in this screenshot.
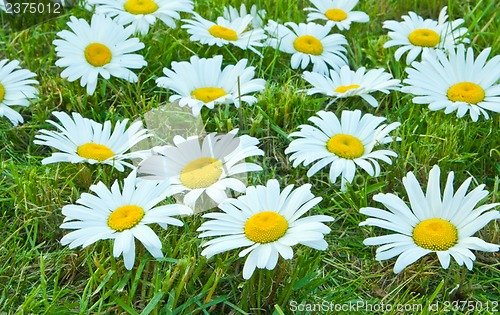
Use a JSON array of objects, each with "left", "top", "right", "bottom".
[
  {"left": 34, "top": 111, "right": 151, "bottom": 172},
  {"left": 182, "top": 12, "right": 266, "bottom": 56},
  {"left": 302, "top": 65, "right": 401, "bottom": 108},
  {"left": 53, "top": 14, "right": 147, "bottom": 95},
  {"left": 88, "top": 0, "right": 194, "bottom": 35},
  {"left": 222, "top": 3, "right": 266, "bottom": 30},
  {"left": 402, "top": 44, "right": 500, "bottom": 122},
  {"left": 0, "top": 59, "right": 38, "bottom": 126},
  {"left": 265, "top": 21, "right": 348, "bottom": 74},
  {"left": 360, "top": 165, "right": 500, "bottom": 273},
  {"left": 60, "top": 170, "right": 193, "bottom": 270},
  {"left": 137, "top": 129, "right": 264, "bottom": 211},
  {"left": 383, "top": 6, "right": 468, "bottom": 64},
  {"left": 285, "top": 110, "right": 400, "bottom": 191},
  {"left": 305, "top": 0, "right": 369, "bottom": 30},
  {"left": 155, "top": 55, "right": 266, "bottom": 116},
  {"left": 198, "top": 179, "right": 334, "bottom": 279}
]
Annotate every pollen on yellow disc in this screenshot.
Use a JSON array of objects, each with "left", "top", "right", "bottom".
[
  {"left": 293, "top": 35, "right": 324, "bottom": 55},
  {"left": 123, "top": 0, "right": 159, "bottom": 15},
  {"left": 84, "top": 43, "right": 112, "bottom": 67},
  {"left": 326, "top": 134, "right": 364, "bottom": 159},
  {"left": 191, "top": 87, "right": 227, "bottom": 103},
  {"left": 244, "top": 211, "right": 289, "bottom": 243},
  {"left": 412, "top": 218, "right": 458, "bottom": 251},
  {"left": 77, "top": 143, "right": 115, "bottom": 161},
  {"left": 208, "top": 25, "right": 238, "bottom": 41},
  {"left": 447, "top": 82, "right": 485, "bottom": 104},
  {"left": 335, "top": 84, "right": 360, "bottom": 93},
  {"left": 325, "top": 8, "right": 348, "bottom": 22},
  {"left": 408, "top": 28, "right": 440, "bottom": 47},
  {"left": 0, "top": 83, "right": 5, "bottom": 103},
  {"left": 180, "top": 157, "right": 223, "bottom": 189},
  {"left": 107, "top": 205, "right": 145, "bottom": 232}
]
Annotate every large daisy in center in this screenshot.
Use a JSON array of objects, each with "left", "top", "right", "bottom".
[
  {"left": 155, "top": 55, "right": 266, "bottom": 116},
  {"left": 265, "top": 21, "right": 348, "bottom": 74},
  {"left": 137, "top": 129, "right": 264, "bottom": 211},
  {"left": 360, "top": 165, "right": 500, "bottom": 273},
  {"left": 197, "top": 179, "right": 334, "bottom": 279},
  {"left": 285, "top": 110, "right": 400, "bottom": 191}
]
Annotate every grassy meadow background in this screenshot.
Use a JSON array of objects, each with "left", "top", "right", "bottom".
[{"left": 0, "top": 0, "right": 499, "bottom": 313}]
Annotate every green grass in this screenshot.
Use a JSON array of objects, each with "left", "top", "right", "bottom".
[{"left": 1, "top": 0, "right": 499, "bottom": 314}]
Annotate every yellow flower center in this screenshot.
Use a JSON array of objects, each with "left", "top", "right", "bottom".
[
  {"left": 334, "top": 84, "right": 360, "bottom": 93},
  {"left": 77, "top": 143, "right": 115, "bottom": 161},
  {"left": 84, "top": 43, "right": 112, "bottom": 67},
  {"left": 191, "top": 87, "right": 227, "bottom": 103},
  {"left": 325, "top": 8, "right": 348, "bottom": 22},
  {"left": 326, "top": 134, "right": 364, "bottom": 159},
  {"left": 244, "top": 211, "right": 289, "bottom": 243},
  {"left": 0, "top": 83, "right": 5, "bottom": 103},
  {"left": 412, "top": 218, "right": 458, "bottom": 251},
  {"left": 408, "top": 28, "right": 440, "bottom": 47},
  {"left": 293, "top": 35, "right": 324, "bottom": 55},
  {"left": 180, "top": 157, "right": 223, "bottom": 189},
  {"left": 208, "top": 25, "right": 238, "bottom": 41},
  {"left": 447, "top": 82, "right": 485, "bottom": 104},
  {"left": 107, "top": 205, "right": 145, "bottom": 232},
  {"left": 123, "top": 0, "right": 158, "bottom": 15}
]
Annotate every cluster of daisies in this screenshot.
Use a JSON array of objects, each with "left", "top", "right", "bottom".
[{"left": 1, "top": 0, "right": 499, "bottom": 278}]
